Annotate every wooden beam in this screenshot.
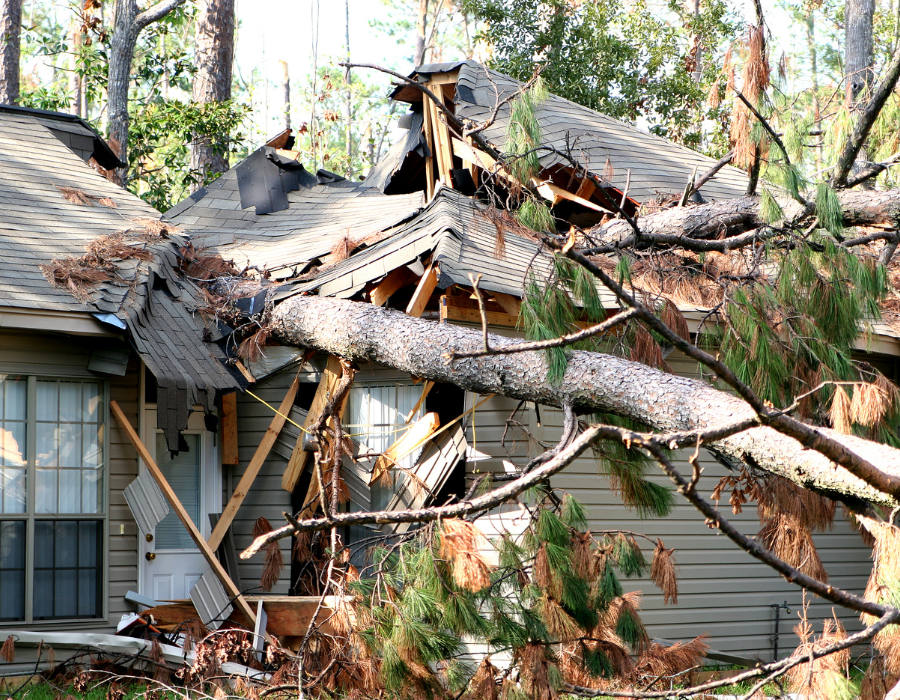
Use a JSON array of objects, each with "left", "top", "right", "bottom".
[
  {"left": 109, "top": 401, "right": 263, "bottom": 635},
  {"left": 426, "top": 80, "right": 454, "bottom": 186},
  {"left": 221, "top": 392, "right": 239, "bottom": 466},
  {"left": 282, "top": 355, "right": 346, "bottom": 493},
  {"left": 440, "top": 294, "right": 519, "bottom": 328},
  {"left": 405, "top": 265, "right": 439, "bottom": 318},
  {"left": 370, "top": 267, "right": 418, "bottom": 307},
  {"left": 490, "top": 291, "right": 522, "bottom": 318},
  {"left": 208, "top": 376, "right": 299, "bottom": 550},
  {"left": 422, "top": 94, "right": 436, "bottom": 200},
  {"left": 370, "top": 412, "right": 440, "bottom": 484},
  {"left": 535, "top": 180, "right": 612, "bottom": 214},
  {"left": 406, "top": 380, "right": 435, "bottom": 423},
  {"left": 234, "top": 360, "right": 255, "bottom": 384}
]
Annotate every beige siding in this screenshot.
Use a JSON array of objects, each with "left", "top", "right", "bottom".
[
  {"left": 463, "top": 351, "right": 875, "bottom": 661},
  {"left": 0, "top": 329, "right": 140, "bottom": 633}
]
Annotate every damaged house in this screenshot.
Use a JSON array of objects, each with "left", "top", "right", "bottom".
[
  {"left": 0, "top": 61, "right": 893, "bottom": 675},
  {"left": 160, "top": 60, "right": 890, "bottom": 661}
]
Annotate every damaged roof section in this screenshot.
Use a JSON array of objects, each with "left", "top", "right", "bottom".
[
  {"left": 166, "top": 146, "right": 424, "bottom": 281},
  {"left": 0, "top": 109, "right": 243, "bottom": 449},
  {"left": 376, "top": 60, "right": 749, "bottom": 206}
]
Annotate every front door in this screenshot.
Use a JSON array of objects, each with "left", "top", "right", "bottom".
[{"left": 140, "top": 409, "right": 219, "bottom": 601}]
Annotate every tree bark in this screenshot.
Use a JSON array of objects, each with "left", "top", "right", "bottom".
[
  {"left": 414, "top": 0, "right": 428, "bottom": 66},
  {"left": 845, "top": 0, "right": 876, "bottom": 184},
  {"left": 190, "top": 0, "right": 236, "bottom": 190},
  {"left": 590, "top": 188, "right": 900, "bottom": 250},
  {"left": 107, "top": 0, "right": 188, "bottom": 185},
  {"left": 0, "top": 0, "right": 22, "bottom": 105},
  {"left": 270, "top": 296, "right": 900, "bottom": 509}
]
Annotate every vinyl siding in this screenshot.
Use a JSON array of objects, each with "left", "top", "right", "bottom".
[
  {"left": 462, "top": 348, "right": 876, "bottom": 662},
  {"left": 0, "top": 329, "right": 140, "bottom": 633}
]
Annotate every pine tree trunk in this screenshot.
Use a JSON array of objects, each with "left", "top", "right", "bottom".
[
  {"left": 107, "top": 0, "right": 189, "bottom": 186},
  {"left": 279, "top": 60, "right": 290, "bottom": 131},
  {"left": 270, "top": 295, "right": 900, "bottom": 508},
  {"left": 805, "top": 10, "right": 823, "bottom": 173},
  {"left": 0, "top": 0, "right": 23, "bottom": 105},
  {"left": 190, "top": 0, "right": 235, "bottom": 191},
  {"left": 845, "top": 0, "right": 876, "bottom": 184},
  {"left": 414, "top": 0, "right": 428, "bottom": 66}
]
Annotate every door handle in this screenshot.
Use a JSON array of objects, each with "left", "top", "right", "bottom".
[{"left": 145, "top": 552, "right": 156, "bottom": 561}]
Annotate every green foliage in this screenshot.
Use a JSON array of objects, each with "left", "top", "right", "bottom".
[
  {"left": 517, "top": 198, "right": 557, "bottom": 232},
  {"left": 612, "top": 534, "right": 648, "bottom": 577},
  {"left": 560, "top": 493, "right": 589, "bottom": 530},
  {"left": 815, "top": 181, "right": 844, "bottom": 237},
  {"left": 759, "top": 189, "right": 784, "bottom": 225},
  {"left": 594, "top": 561, "right": 624, "bottom": 609},
  {"left": 460, "top": 0, "right": 739, "bottom": 149},
  {"left": 614, "top": 603, "right": 647, "bottom": 648}
]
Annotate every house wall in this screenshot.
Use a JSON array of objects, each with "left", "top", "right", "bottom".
[
  {"left": 462, "top": 349, "right": 876, "bottom": 662},
  {"left": 0, "top": 329, "right": 140, "bottom": 634}
]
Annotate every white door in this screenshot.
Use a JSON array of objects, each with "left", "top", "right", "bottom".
[{"left": 140, "top": 409, "right": 220, "bottom": 601}]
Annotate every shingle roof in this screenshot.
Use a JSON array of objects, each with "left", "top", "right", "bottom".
[
  {"left": 280, "top": 185, "right": 617, "bottom": 308},
  {"left": 166, "top": 148, "right": 425, "bottom": 279},
  {"left": 0, "top": 110, "right": 243, "bottom": 448},
  {"left": 386, "top": 60, "right": 749, "bottom": 204}
]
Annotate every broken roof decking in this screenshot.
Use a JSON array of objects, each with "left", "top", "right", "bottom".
[
  {"left": 0, "top": 109, "right": 243, "bottom": 446},
  {"left": 385, "top": 61, "right": 749, "bottom": 204},
  {"left": 166, "top": 150, "right": 425, "bottom": 279},
  {"left": 283, "top": 186, "right": 617, "bottom": 306}
]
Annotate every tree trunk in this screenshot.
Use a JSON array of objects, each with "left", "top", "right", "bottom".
[
  {"left": 414, "top": 0, "right": 428, "bottom": 66},
  {"left": 69, "top": 21, "right": 82, "bottom": 118},
  {"left": 805, "top": 9, "right": 823, "bottom": 173},
  {"left": 845, "top": 0, "right": 876, "bottom": 184},
  {"left": 279, "top": 60, "right": 290, "bottom": 131},
  {"left": 592, "top": 188, "right": 900, "bottom": 248},
  {"left": 270, "top": 296, "right": 900, "bottom": 509},
  {"left": 0, "top": 0, "right": 22, "bottom": 105},
  {"left": 190, "top": 0, "right": 236, "bottom": 190},
  {"left": 107, "top": 0, "right": 189, "bottom": 185}
]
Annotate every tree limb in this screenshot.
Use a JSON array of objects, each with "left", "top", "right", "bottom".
[
  {"left": 134, "top": 0, "right": 189, "bottom": 31},
  {"left": 832, "top": 44, "right": 900, "bottom": 188}
]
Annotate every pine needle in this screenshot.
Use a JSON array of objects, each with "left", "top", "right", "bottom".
[
  {"left": 252, "top": 517, "right": 284, "bottom": 591},
  {"left": 758, "top": 512, "right": 828, "bottom": 581},
  {"left": 660, "top": 299, "right": 690, "bottom": 342},
  {"left": 439, "top": 519, "right": 494, "bottom": 592},
  {"left": 629, "top": 324, "right": 665, "bottom": 369},
  {"left": 850, "top": 381, "right": 892, "bottom": 427},
  {"left": 650, "top": 539, "right": 678, "bottom": 605},
  {"left": 829, "top": 385, "right": 853, "bottom": 434},
  {"left": 0, "top": 635, "right": 14, "bottom": 662},
  {"left": 463, "top": 657, "right": 499, "bottom": 700}
]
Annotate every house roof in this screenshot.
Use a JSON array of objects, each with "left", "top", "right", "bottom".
[
  {"left": 380, "top": 60, "right": 749, "bottom": 204},
  {"left": 0, "top": 108, "right": 243, "bottom": 448},
  {"left": 280, "top": 185, "right": 617, "bottom": 308},
  {"left": 166, "top": 146, "right": 425, "bottom": 280}
]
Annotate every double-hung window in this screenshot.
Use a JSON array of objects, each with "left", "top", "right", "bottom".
[{"left": 0, "top": 375, "right": 105, "bottom": 622}]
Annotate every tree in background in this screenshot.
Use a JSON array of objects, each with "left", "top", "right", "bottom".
[
  {"left": 189, "top": 0, "right": 235, "bottom": 188},
  {"left": 0, "top": 0, "right": 22, "bottom": 104}
]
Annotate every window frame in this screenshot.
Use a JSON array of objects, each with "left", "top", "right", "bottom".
[{"left": 0, "top": 374, "right": 109, "bottom": 626}]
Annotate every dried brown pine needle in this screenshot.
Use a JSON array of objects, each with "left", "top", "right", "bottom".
[
  {"left": 330, "top": 232, "right": 360, "bottom": 263},
  {"left": 463, "top": 657, "right": 499, "bottom": 700},
  {"left": 98, "top": 197, "right": 117, "bottom": 208},
  {"left": 786, "top": 611, "right": 849, "bottom": 700},
  {"left": 629, "top": 324, "right": 665, "bottom": 369},
  {"left": 571, "top": 531, "right": 594, "bottom": 581},
  {"left": 850, "top": 380, "right": 893, "bottom": 427},
  {"left": 660, "top": 299, "right": 690, "bottom": 342},
  {"left": 650, "top": 539, "right": 678, "bottom": 605},
  {"left": 632, "top": 634, "right": 709, "bottom": 681},
  {"left": 56, "top": 185, "right": 94, "bottom": 205},
  {"left": 252, "top": 516, "right": 284, "bottom": 591},
  {"left": 756, "top": 474, "right": 835, "bottom": 532},
  {"left": 518, "top": 643, "right": 556, "bottom": 700},
  {"left": 757, "top": 512, "right": 828, "bottom": 581},
  {"left": 439, "top": 519, "right": 494, "bottom": 592},
  {"left": 829, "top": 385, "right": 853, "bottom": 434},
  {"left": 0, "top": 635, "right": 14, "bottom": 662}
]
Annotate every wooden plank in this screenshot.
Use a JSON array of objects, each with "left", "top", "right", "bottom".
[
  {"left": 109, "top": 401, "right": 262, "bottom": 634},
  {"left": 426, "top": 83, "right": 454, "bottom": 186},
  {"left": 370, "top": 267, "right": 417, "bottom": 307},
  {"left": 282, "top": 355, "right": 345, "bottom": 493},
  {"left": 490, "top": 291, "right": 522, "bottom": 317},
  {"left": 234, "top": 361, "right": 255, "bottom": 384},
  {"left": 536, "top": 180, "right": 612, "bottom": 214},
  {"left": 405, "top": 264, "right": 439, "bottom": 318},
  {"left": 370, "top": 412, "right": 440, "bottom": 484},
  {"left": 406, "top": 380, "right": 435, "bottom": 423},
  {"left": 422, "top": 94, "right": 436, "bottom": 200},
  {"left": 423, "top": 70, "right": 459, "bottom": 85},
  {"left": 208, "top": 376, "right": 300, "bottom": 551},
  {"left": 440, "top": 294, "right": 519, "bottom": 328},
  {"left": 221, "top": 392, "right": 239, "bottom": 466}
]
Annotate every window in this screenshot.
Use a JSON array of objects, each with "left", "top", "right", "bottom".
[
  {"left": 347, "top": 384, "right": 423, "bottom": 510},
  {"left": 0, "top": 376, "right": 105, "bottom": 622}
]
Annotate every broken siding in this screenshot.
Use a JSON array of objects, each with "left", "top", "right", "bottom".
[{"left": 0, "top": 331, "right": 140, "bottom": 633}]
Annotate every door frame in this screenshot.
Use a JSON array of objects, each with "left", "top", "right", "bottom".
[{"left": 137, "top": 403, "right": 221, "bottom": 599}]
